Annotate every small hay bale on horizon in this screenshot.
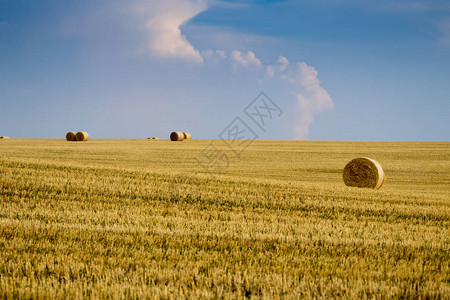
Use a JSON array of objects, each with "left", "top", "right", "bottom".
[
  {"left": 183, "top": 132, "right": 192, "bottom": 140},
  {"left": 66, "top": 132, "right": 77, "bottom": 141},
  {"left": 170, "top": 132, "right": 184, "bottom": 141},
  {"left": 0, "top": 136, "right": 10, "bottom": 139},
  {"left": 343, "top": 157, "right": 385, "bottom": 190},
  {"left": 75, "top": 131, "right": 89, "bottom": 141}
]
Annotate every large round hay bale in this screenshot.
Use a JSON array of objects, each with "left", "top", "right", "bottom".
[
  {"left": 0, "top": 136, "right": 10, "bottom": 139},
  {"left": 183, "top": 132, "right": 192, "bottom": 140},
  {"left": 75, "top": 131, "right": 89, "bottom": 141},
  {"left": 66, "top": 132, "right": 76, "bottom": 141},
  {"left": 343, "top": 157, "right": 385, "bottom": 189},
  {"left": 170, "top": 132, "right": 184, "bottom": 141}
]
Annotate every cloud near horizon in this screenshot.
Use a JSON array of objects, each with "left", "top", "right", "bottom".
[{"left": 286, "top": 62, "right": 334, "bottom": 139}]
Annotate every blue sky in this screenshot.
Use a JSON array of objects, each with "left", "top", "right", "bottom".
[{"left": 1, "top": 0, "right": 449, "bottom": 141}]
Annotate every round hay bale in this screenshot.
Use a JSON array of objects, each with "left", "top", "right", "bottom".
[
  {"left": 66, "top": 132, "right": 76, "bottom": 141},
  {"left": 183, "top": 132, "right": 192, "bottom": 140},
  {"left": 343, "top": 157, "right": 385, "bottom": 189},
  {"left": 170, "top": 132, "right": 184, "bottom": 141},
  {"left": 0, "top": 136, "right": 10, "bottom": 139},
  {"left": 75, "top": 131, "right": 89, "bottom": 141}
]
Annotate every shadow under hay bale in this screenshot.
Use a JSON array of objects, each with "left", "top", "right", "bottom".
[
  {"left": 75, "top": 131, "right": 89, "bottom": 141},
  {"left": 343, "top": 157, "right": 385, "bottom": 189},
  {"left": 66, "top": 132, "right": 76, "bottom": 141},
  {"left": 170, "top": 132, "right": 184, "bottom": 141}
]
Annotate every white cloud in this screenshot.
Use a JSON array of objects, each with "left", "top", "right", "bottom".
[
  {"left": 201, "top": 49, "right": 228, "bottom": 60},
  {"left": 230, "top": 50, "right": 262, "bottom": 69},
  {"left": 277, "top": 56, "right": 289, "bottom": 71},
  {"left": 216, "top": 50, "right": 227, "bottom": 59},
  {"left": 264, "top": 55, "right": 288, "bottom": 78},
  {"left": 266, "top": 65, "right": 275, "bottom": 77},
  {"left": 280, "top": 62, "right": 333, "bottom": 139},
  {"left": 137, "top": 0, "right": 207, "bottom": 63},
  {"left": 213, "top": 49, "right": 334, "bottom": 139}
]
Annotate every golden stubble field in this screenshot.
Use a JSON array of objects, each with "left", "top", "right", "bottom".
[{"left": 0, "top": 139, "right": 449, "bottom": 299}]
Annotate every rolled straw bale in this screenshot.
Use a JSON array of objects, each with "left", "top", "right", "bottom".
[
  {"left": 343, "top": 157, "right": 385, "bottom": 189},
  {"left": 66, "top": 132, "right": 76, "bottom": 141},
  {"left": 183, "top": 132, "right": 192, "bottom": 140},
  {"left": 170, "top": 132, "right": 184, "bottom": 141},
  {"left": 75, "top": 131, "right": 89, "bottom": 141},
  {"left": 0, "top": 136, "right": 10, "bottom": 139}
]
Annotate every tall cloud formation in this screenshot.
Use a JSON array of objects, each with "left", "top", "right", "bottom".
[
  {"left": 138, "top": 0, "right": 333, "bottom": 139},
  {"left": 279, "top": 61, "right": 334, "bottom": 139}
]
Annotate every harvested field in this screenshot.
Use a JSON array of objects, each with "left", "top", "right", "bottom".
[{"left": 0, "top": 139, "right": 449, "bottom": 298}]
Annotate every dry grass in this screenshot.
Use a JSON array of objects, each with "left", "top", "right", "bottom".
[{"left": 0, "top": 139, "right": 449, "bottom": 299}]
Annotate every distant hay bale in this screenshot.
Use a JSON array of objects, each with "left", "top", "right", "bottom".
[
  {"left": 170, "top": 132, "right": 184, "bottom": 141},
  {"left": 75, "top": 131, "right": 89, "bottom": 141},
  {"left": 183, "top": 132, "right": 192, "bottom": 140},
  {"left": 0, "top": 136, "right": 10, "bottom": 139},
  {"left": 147, "top": 137, "right": 160, "bottom": 140},
  {"left": 343, "top": 157, "right": 385, "bottom": 190},
  {"left": 66, "top": 132, "right": 76, "bottom": 141}
]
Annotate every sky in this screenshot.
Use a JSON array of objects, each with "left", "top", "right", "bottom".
[{"left": 0, "top": 0, "right": 449, "bottom": 141}]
